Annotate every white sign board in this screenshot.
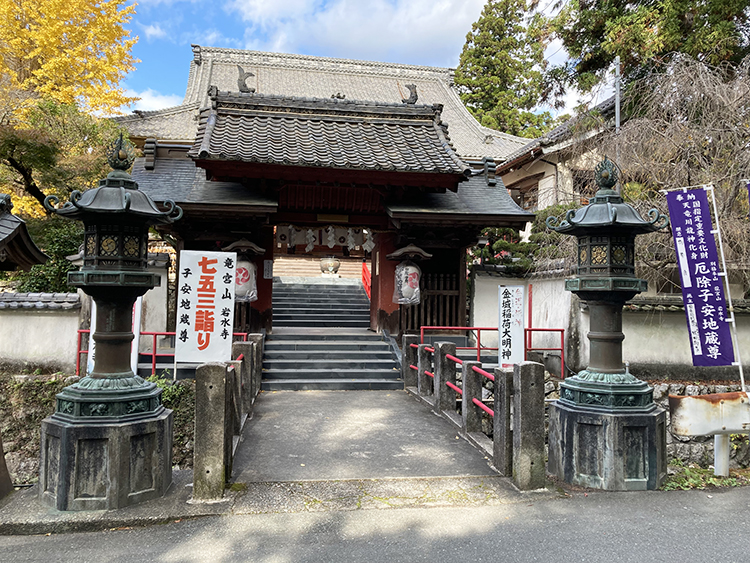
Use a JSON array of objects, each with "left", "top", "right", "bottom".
[
  {"left": 498, "top": 285, "right": 525, "bottom": 369},
  {"left": 175, "top": 250, "right": 236, "bottom": 363}
]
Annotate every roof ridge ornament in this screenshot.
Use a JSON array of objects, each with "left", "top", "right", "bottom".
[
  {"left": 402, "top": 84, "right": 418, "bottom": 104},
  {"left": 237, "top": 65, "right": 255, "bottom": 93}
]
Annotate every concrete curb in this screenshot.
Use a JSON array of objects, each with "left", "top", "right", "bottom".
[{"left": 0, "top": 471, "right": 560, "bottom": 536}]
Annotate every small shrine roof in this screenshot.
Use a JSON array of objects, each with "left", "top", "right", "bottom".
[
  {"left": 385, "top": 173, "right": 534, "bottom": 226},
  {"left": 0, "top": 195, "right": 49, "bottom": 271},
  {"left": 187, "top": 90, "right": 471, "bottom": 177}
]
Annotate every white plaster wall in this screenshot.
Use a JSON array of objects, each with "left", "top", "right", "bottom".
[
  {"left": 624, "top": 310, "right": 750, "bottom": 371},
  {"left": 139, "top": 263, "right": 170, "bottom": 352},
  {"left": 0, "top": 310, "right": 80, "bottom": 372}
]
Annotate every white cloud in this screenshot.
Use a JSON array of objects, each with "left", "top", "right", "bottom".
[
  {"left": 143, "top": 24, "right": 168, "bottom": 40},
  {"left": 126, "top": 88, "right": 183, "bottom": 111},
  {"left": 229, "top": 0, "right": 485, "bottom": 68}
]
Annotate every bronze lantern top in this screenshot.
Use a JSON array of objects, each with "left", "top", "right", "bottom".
[
  {"left": 44, "top": 135, "right": 182, "bottom": 225},
  {"left": 546, "top": 158, "right": 668, "bottom": 236}
]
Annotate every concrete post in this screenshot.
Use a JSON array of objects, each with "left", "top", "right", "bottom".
[
  {"left": 512, "top": 361, "right": 546, "bottom": 490},
  {"left": 246, "top": 334, "right": 263, "bottom": 397},
  {"left": 193, "top": 362, "right": 228, "bottom": 501},
  {"left": 0, "top": 434, "right": 13, "bottom": 500},
  {"left": 493, "top": 367, "right": 513, "bottom": 477},
  {"left": 417, "top": 344, "right": 433, "bottom": 398},
  {"left": 233, "top": 341, "right": 255, "bottom": 414},
  {"left": 433, "top": 342, "right": 457, "bottom": 415},
  {"left": 462, "top": 361, "right": 482, "bottom": 433},
  {"left": 402, "top": 335, "right": 419, "bottom": 388}
]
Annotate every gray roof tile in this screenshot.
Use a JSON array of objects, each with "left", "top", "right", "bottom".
[
  {"left": 0, "top": 292, "right": 80, "bottom": 310},
  {"left": 117, "top": 46, "right": 528, "bottom": 161},
  {"left": 187, "top": 92, "right": 470, "bottom": 175}
]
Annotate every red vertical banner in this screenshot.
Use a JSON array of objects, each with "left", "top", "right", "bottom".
[{"left": 175, "top": 250, "right": 236, "bottom": 363}]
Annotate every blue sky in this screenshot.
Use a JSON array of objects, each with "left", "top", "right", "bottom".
[{"left": 123, "top": 0, "right": 608, "bottom": 113}]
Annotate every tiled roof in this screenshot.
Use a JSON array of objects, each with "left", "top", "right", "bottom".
[
  {"left": 625, "top": 296, "right": 750, "bottom": 315},
  {"left": 130, "top": 157, "right": 278, "bottom": 208},
  {"left": 0, "top": 195, "right": 49, "bottom": 271},
  {"left": 187, "top": 91, "right": 470, "bottom": 176},
  {"left": 130, "top": 156, "right": 532, "bottom": 224},
  {"left": 0, "top": 292, "right": 80, "bottom": 310},
  {"left": 499, "top": 96, "right": 617, "bottom": 169},
  {"left": 386, "top": 173, "right": 534, "bottom": 224},
  {"left": 117, "top": 46, "right": 528, "bottom": 161}
]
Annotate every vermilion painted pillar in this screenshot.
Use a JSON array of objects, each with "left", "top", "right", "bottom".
[{"left": 371, "top": 232, "right": 399, "bottom": 334}]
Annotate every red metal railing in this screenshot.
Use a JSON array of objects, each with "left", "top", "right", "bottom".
[
  {"left": 76, "top": 330, "right": 250, "bottom": 376},
  {"left": 524, "top": 328, "right": 566, "bottom": 379},
  {"left": 362, "top": 260, "right": 371, "bottom": 299},
  {"left": 420, "top": 326, "right": 498, "bottom": 362}
]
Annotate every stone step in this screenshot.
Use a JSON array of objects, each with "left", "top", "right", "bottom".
[
  {"left": 263, "top": 358, "right": 397, "bottom": 370},
  {"left": 263, "top": 349, "right": 393, "bottom": 360},
  {"left": 273, "top": 289, "right": 367, "bottom": 298},
  {"left": 273, "top": 312, "right": 370, "bottom": 321},
  {"left": 267, "top": 332, "right": 383, "bottom": 341},
  {"left": 264, "top": 341, "right": 389, "bottom": 351},
  {"left": 272, "top": 319, "right": 370, "bottom": 328},
  {"left": 261, "top": 378, "right": 403, "bottom": 391},
  {"left": 262, "top": 367, "right": 400, "bottom": 380},
  {"left": 273, "top": 297, "right": 370, "bottom": 311}
]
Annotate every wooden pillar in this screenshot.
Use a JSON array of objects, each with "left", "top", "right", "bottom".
[
  {"left": 250, "top": 227, "right": 274, "bottom": 333},
  {"left": 371, "top": 232, "right": 399, "bottom": 334}
]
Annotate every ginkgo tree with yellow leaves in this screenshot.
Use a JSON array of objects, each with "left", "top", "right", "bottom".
[
  {"left": 0, "top": 0, "right": 138, "bottom": 217},
  {"left": 0, "top": 0, "right": 138, "bottom": 115}
]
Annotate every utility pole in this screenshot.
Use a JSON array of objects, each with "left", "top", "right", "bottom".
[{"left": 615, "top": 56, "right": 621, "bottom": 194}]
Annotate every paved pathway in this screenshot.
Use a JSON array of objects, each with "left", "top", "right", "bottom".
[{"left": 232, "top": 390, "right": 497, "bottom": 482}]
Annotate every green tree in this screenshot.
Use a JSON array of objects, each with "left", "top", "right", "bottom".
[
  {"left": 456, "top": 0, "right": 554, "bottom": 138},
  {"left": 0, "top": 100, "right": 123, "bottom": 215},
  {"left": 9, "top": 216, "right": 83, "bottom": 292},
  {"left": 548, "top": 0, "right": 750, "bottom": 98}
]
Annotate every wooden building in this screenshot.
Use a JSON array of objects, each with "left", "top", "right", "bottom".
[{"left": 119, "top": 46, "right": 534, "bottom": 336}]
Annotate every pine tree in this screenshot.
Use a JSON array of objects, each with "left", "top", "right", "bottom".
[
  {"left": 548, "top": 0, "right": 750, "bottom": 98},
  {"left": 455, "top": 0, "right": 554, "bottom": 138}
]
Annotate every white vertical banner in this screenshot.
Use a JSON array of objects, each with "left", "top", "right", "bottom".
[
  {"left": 87, "top": 296, "right": 143, "bottom": 376},
  {"left": 498, "top": 285, "right": 525, "bottom": 369},
  {"left": 175, "top": 250, "right": 236, "bottom": 363}
]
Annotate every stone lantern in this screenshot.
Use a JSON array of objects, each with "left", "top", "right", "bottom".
[
  {"left": 545, "top": 157, "right": 670, "bottom": 490},
  {"left": 39, "top": 136, "right": 182, "bottom": 511}
]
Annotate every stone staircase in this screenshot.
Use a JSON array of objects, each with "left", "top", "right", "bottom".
[{"left": 263, "top": 279, "right": 402, "bottom": 390}]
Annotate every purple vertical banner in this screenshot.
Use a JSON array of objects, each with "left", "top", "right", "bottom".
[{"left": 666, "top": 189, "right": 734, "bottom": 366}]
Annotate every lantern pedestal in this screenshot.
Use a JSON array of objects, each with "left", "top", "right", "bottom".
[
  {"left": 548, "top": 400, "right": 666, "bottom": 491},
  {"left": 39, "top": 406, "right": 172, "bottom": 511}
]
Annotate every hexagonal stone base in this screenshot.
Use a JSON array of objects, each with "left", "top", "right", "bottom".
[
  {"left": 39, "top": 408, "right": 173, "bottom": 511},
  {"left": 547, "top": 400, "right": 667, "bottom": 491}
]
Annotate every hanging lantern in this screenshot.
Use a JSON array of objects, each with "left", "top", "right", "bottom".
[
  {"left": 386, "top": 244, "right": 433, "bottom": 306},
  {"left": 393, "top": 259, "right": 422, "bottom": 305},
  {"left": 223, "top": 238, "right": 265, "bottom": 303}
]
